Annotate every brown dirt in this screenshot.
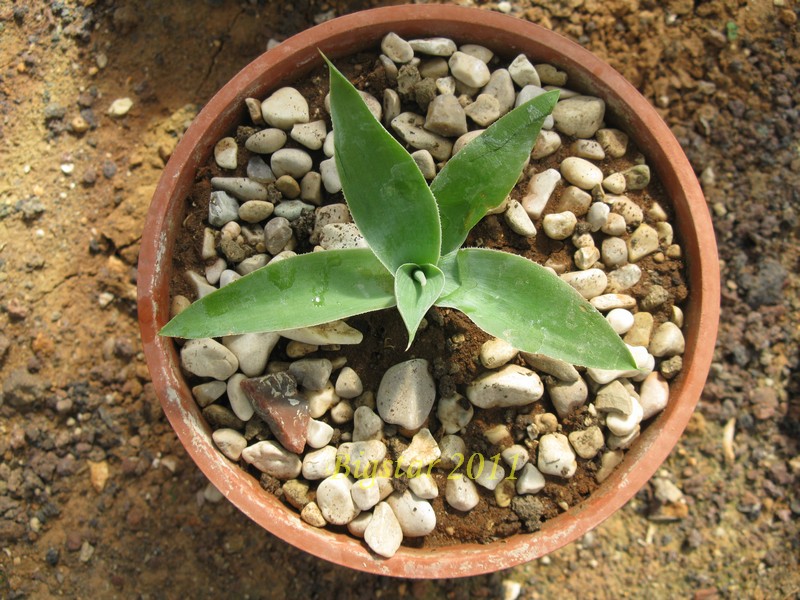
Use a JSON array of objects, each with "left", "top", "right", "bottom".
[{"left": 0, "top": 0, "right": 798, "bottom": 598}]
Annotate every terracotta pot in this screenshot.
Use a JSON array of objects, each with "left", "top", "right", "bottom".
[{"left": 137, "top": 4, "right": 720, "bottom": 578}]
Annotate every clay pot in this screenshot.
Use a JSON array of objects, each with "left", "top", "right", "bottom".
[{"left": 138, "top": 5, "right": 719, "bottom": 578}]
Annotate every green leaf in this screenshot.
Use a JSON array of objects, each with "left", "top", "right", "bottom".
[
  {"left": 394, "top": 263, "right": 445, "bottom": 349},
  {"left": 431, "top": 90, "right": 559, "bottom": 255},
  {"left": 160, "top": 248, "right": 395, "bottom": 339},
  {"left": 325, "top": 56, "right": 441, "bottom": 274},
  {"left": 436, "top": 249, "right": 636, "bottom": 370}
]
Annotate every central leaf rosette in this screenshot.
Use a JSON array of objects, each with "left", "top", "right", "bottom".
[{"left": 160, "top": 55, "right": 635, "bottom": 371}]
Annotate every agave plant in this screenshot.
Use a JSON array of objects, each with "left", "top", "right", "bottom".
[{"left": 162, "top": 57, "right": 634, "bottom": 371}]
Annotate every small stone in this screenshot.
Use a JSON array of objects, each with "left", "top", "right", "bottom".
[
  {"left": 408, "top": 473, "right": 439, "bottom": 499},
  {"left": 606, "top": 264, "right": 642, "bottom": 292},
  {"left": 411, "top": 150, "right": 436, "bottom": 180},
  {"left": 211, "top": 177, "right": 268, "bottom": 201},
  {"left": 352, "top": 406, "right": 383, "bottom": 442},
  {"left": 241, "top": 372, "right": 310, "bottom": 453},
  {"left": 474, "top": 462, "right": 506, "bottom": 491},
  {"left": 628, "top": 223, "right": 660, "bottom": 262},
  {"left": 552, "top": 96, "right": 605, "bottom": 138},
  {"left": 336, "top": 441, "right": 387, "bottom": 476},
  {"left": 306, "top": 419, "right": 334, "bottom": 449},
  {"left": 212, "top": 428, "right": 248, "bottom": 461},
  {"left": 409, "top": 37, "right": 457, "bottom": 56},
  {"left": 381, "top": 32, "right": 414, "bottom": 63},
  {"left": 508, "top": 54, "right": 541, "bottom": 87},
  {"left": 542, "top": 211, "right": 577, "bottom": 240},
  {"left": 302, "top": 445, "right": 338, "bottom": 480},
  {"left": 334, "top": 367, "right": 363, "bottom": 399},
  {"left": 271, "top": 148, "right": 313, "bottom": 179},
  {"left": 192, "top": 380, "right": 226, "bottom": 407},
  {"left": 282, "top": 479, "right": 312, "bottom": 509},
  {"left": 330, "top": 400, "right": 354, "bottom": 424},
  {"left": 548, "top": 377, "right": 589, "bottom": 418},
  {"left": 640, "top": 285, "right": 671, "bottom": 311},
  {"left": 639, "top": 372, "right": 670, "bottom": 420},
  {"left": 649, "top": 322, "right": 685, "bottom": 358},
  {"left": 107, "top": 97, "right": 133, "bottom": 117},
  {"left": 660, "top": 355, "right": 683, "bottom": 380},
  {"left": 347, "top": 511, "right": 373, "bottom": 538},
  {"left": 300, "top": 501, "right": 327, "bottom": 527},
  {"left": 605, "top": 397, "right": 643, "bottom": 437},
  {"left": 238, "top": 200, "right": 274, "bottom": 223},
  {"left": 596, "top": 450, "right": 624, "bottom": 482},
  {"left": 208, "top": 190, "right": 240, "bottom": 227},
  {"left": 464, "top": 94, "right": 502, "bottom": 127},
  {"left": 610, "top": 196, "right": 643, "bottom": 227},
  {"left": 572, "top": 139, "right": 605, "bottom": 160},
  {"left": 520, "top": 352, "right": 580, "bottom": 382},
  {"left": 364, "top": 502, "right": 403, "bottom": 558},
  {"left": 261, "top": 87, "right": 309, "bottom": 130},
  {"left": 482, "top": 69, "right": 515, "bottom": 115},
  {"left": 449, "top": 51, "right": 491, "bottom": 87},
  {"left": 560, "top": 268, "right": 608, "bottom": 299},
  {"left": 316, "top": 474, "right": 359, "bottom": 525},
  {"left": 245, "top": 98, "right": 266, "bottom": 125},
  {"left": 273, "top": 199, "right": 313, "bottom": 220},
  {"left": 586, "top": 345, "right": 654, "bottom": 385},
  {"left": 603, "top": 173, "right": 627, "bottom": 194},
  {"left": 290, "top": 120, "right": 327, "bottom": 150},
  {"left": 180, "top": 339, "right": 239, "bottom": 381},
  {"left": 467, "top": 364, "right": 544, "bottom": 408},
  {"left": 623, "top": 311, "right": 654, "bottom": 346},
  {"left": 586, "top": 201, "right": 610, "bottom": 232},
  {"left": 437, "top": 394, "right": 474, "bottom": 434},
  {"left": 425, "top": 94, "right": 468, "bottom": 136},
  {"left": 569, "top": 426, "right": 605, "bottom": 460},
  {"left": 479, "top": 337, "right": 518, "bottom": 369},
  {"left": 398, "top": 428, "right": 441, "bottom": 471},
  {"left": 377, "top": 358, "right": 436, "bottom": 430},
  {"left": 516, "top": 463, "right": 546, "bottom": 495},
  {"left": 574, "top": 245, "right": 600, "bottom": 270},
  {"left": 223, "top": 332, "right": 279, "bottom": 377},
  {"left": 531, "top": 130, "right": 562, "bottom": 159},
  {"left": 289, "top": 358, "right": 332, "bottom": 391},
  {"left": 247, "top": 156, "right": 276, "bottom": 184},
  {"left": 596, "top": 129, "right": 628, "bottom": 158},
  {"left": 537, "top": 433, "right": 577, "bottom": 478},
  {"left": 622, "top": 164, "right": 651, "bottom": 190},
  {"left": 595, "top": 380, "right": 634, "bottom": 416},
  {"left": 387, "top": 490, "right": 436, "bottom": 536},
  {"left": 445, "top": 474, "right": 480, "bottom": 511},
  {"left": 553, "top": 186, "right": 591, "bottom": 216},
  {"left": 264, "top": 217, "right": 292, "bottom": 255},
  {"left": 281, "top": 321, "right": 363, "bottom": 345},
  {"left": 391, "top": 112, "right": 453, "bottom": 161},
  {"left": 606, "top": 308, "right": 635, "bottom": 334},
  {"left": 245, "top": 128, "right": 287, "bottom": 154},
  {"left": 227, "top": 373, "right": 254, "bottom": 421},
  {"left": 300, "top": 171, "right": 323, "bottom": 204},
  {"left": 601, "top": 237, "right": 628, "bottom": 268},
  {"left": 419, "top": 58, "right": 449, "bottom": 79},
  {"left": 438, "top": 435, "right": 467, "bottom": 470},
  {"left": 535, "top": 63, "right": 568, "bottom": 86},
  {"left": 521, "top": 168, "right": 561, "bottom": 219},
  {"left": 560, "top": 157, "right": 604, "bottom": 190},
  {"left": 351, "top": 477, "right": 382, "bottom": 512},
  {"left": 88, "top": 460, "right": 109, "bottom": 492},
  {"left": 214, "top": 137, "right": 238, "bottom": 170},
  {"left": 241, "top": 440, "right": 302, "bottom": 479},
  {"left": 185, "top": 270, "right": 217, "bottom": 299},
  {"left": 203, "top": 404, "right": 245, "bottom": 430},
  {"left": 319, "top": 223, "right": 367, "bottom": 250}
]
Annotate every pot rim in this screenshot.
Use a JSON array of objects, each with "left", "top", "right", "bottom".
[{"left": 137, "top": 4, "right": 720, "bottom": 578}]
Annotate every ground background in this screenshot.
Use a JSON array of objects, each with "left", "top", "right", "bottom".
[{"left": 0, "top": 0, "right": 798, "bottom": 598}]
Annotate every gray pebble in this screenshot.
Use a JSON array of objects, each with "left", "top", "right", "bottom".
[
  {"left": 552, "top": 96, "right": 605, "bottom": 138},
  {"left": 246, "top": 156, "right": 276, "bottom": 184},
  {"left": 271, "top": 148, "right": 313, "bottom": 179},
  {"left": 208, "top": 190, "right": 240, "bottom": 227},
  {"left": 381, "top": 32, "right": 414, "bottom": 63},
  {"left": 264, "top": 217, "right": 293, "bottom": 254},
  {"left": 425, "top": 94, "right": 468, "bottom": 137}
]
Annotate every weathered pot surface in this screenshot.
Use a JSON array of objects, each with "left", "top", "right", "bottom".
[{"left": 137, "top": 4, "right": 720, "bottom": 578}]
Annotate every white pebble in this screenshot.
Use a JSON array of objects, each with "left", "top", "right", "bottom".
[
  {"left": 241, "top": 441, "right": 301, "bottom": 479},
  {"left": 445, "top": 474, "right": 480, "bottom": 511},
  {"left": 302, "top": 445, "right": 338, "bottom": 480},
  {"left": 316, "top": 473, "right": 359, "bottom": 525},
  {"left": 211, "top": 428, "right": 247, "bottom": 461},
  {"left": 261, "top": 87, "right": 309, "bottom": 130},
  {"left": 479, "top": 337, "right": 518, "bottom": 369},
  {"left": 364, "top": 502, "right": 403, "bottom": 558},
  {"left": 436, "top": 394, "right": 474, "bottom": 434},
  {"left": 387, "top": 490, "right": 436, "bottom": 537},
  {"left": 649, "top": 322, "right": 685, "bottom": 357},
  {"left": 180, "top": 338, "right": 238, "bottom": 381},
  {"left": 606, "top": 308, "right": 635, "bottom": 334},
  {"left": 466, "top": 364, "right": 544, "bottom": 408},
  {"left": 537, "top": 433, "right": 577, "bottom": 478},
  {"left": 516, "top": 463, "right": 546, "bottom": 494},
  {"left": 639, "top": 372, "right": 670, "bottom": 420},
  {"left": 560, "top": 156, "right": 604, "bottom": 190},
  {"left": 306, "top": 419, "right": 334, "bottom": 449},
  {"left": 377, "top": 358, "right": 436, "bottom": 430}
]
